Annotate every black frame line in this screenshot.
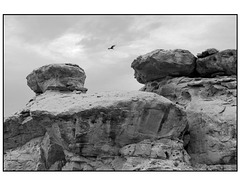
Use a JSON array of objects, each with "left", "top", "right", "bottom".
[{"left": 2, "top": 14, "right": 238, "bottom": 172}]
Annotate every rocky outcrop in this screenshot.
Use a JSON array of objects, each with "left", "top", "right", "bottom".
[
  {"left": 117, "top": 138, "right": 192, "bottom": 170},
  {"left": 26, "top": 63, "right": 87, "bottom": 94},
  {"left": 4, "top": 48, "right": 237, "bottom": 171},
  {"left": 134, "top": 48, "right": 237, "bottom": 167},
  {"left": 4, "top": 137, "right": 46, "bottom": 170},
  {"left": 131, "top": 48, "right": 237, "bottom": 83},
  {"left": 196, "top": 49, "right": 236, "bottom": 77},
  {"left": 197, "top": 48, "right": 219, "bottom": 58},
  {"left": 141, "top": 76, "right": 237, "bottom": 165},
  {"left": 4, "top": 71, "right": 191, "bottom": 170},
  {"left": 131, "top": 49, "right": 196, "bottom": 84}
]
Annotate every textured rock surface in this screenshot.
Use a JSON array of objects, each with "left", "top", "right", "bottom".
[
  {"left": 4, "top": 137, "right": 46, "bottom": 170},
  {"left": 118, "top": 138, "right": 192, "bottom": 170},
  {"left": 197, "top": 48, "right": 219, "bottom": 58},
  {"left": 26, "top": 63, "right": 87, "bottom": 94},
  {"left": 136, "top": 48, "right": 237, "bottom": 166},
  {"left": 131, "top": 49, "right": 196, "bottom": 84},
  {"left": 196, "top": 49, "right": 237, "bottom": 77},
  {"left": 4, "top": 48, "right": 237, "bottom": 171},
  {"left": 4, "top": 114, "right": 46, "bottom": 151},
  {"left": 141, "top": 75, "right": 237, "bottom": 165},
  {"left": 4, "top": 90, "right": 190, "bottom": 170}
]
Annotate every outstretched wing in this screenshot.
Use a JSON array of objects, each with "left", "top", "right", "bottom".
[{"left": 108, "top": 45, "right": 116, "bottom": 50}]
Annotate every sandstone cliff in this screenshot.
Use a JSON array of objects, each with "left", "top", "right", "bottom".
[
  {"left": 4, "top": 48, "right": 237, "bottom": 171},
  {"left": 132, "top": 48, "right": 237, "bottom": 167}
]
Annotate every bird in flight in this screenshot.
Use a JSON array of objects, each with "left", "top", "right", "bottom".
[{"left": 108, "top": 45, "right": 116, "bottom": 50}]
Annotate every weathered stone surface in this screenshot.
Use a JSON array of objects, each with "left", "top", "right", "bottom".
[
  {"left": 131, "top": 49, "right": 196, "bottom": 84},
  {"left": 111, "top": 157, "right": 126, "bottom": 170},
  {"left": 4, "top": 137, "right": 46, "bottom": 171},
  {"left": 119, "top": 138, "right": 192, "bottom": 171},
  {"left": 5, "top": 49, "right": 237, "bottom": 171},
  {"left": 122, "top": 158, "right": 192, "bottom": 171},
  {"left": 196, "top": 49, "right": 237, "bottom": 77},
  {"left": 26, "top": 63, "right": 87, "bottom": 94},
  {"left": 4, "top": 131, "right": 68, "bottom": 171},
  {"left": 59, "top": 137, "right": 193, "bottom": 170},
  {"left": 4, "top": 90, "right": 189, "bottom": 170},
  {"left": 4, "top": 115, "right": 46, "bottom": 151},
  {"left": 197, "top": 48, "right": 219, "bottom": 58},
  {"left": 62, "top": 162, "right": 82, "bottom": 171},
  {"left": 61, "top": 138, "right": 192, "bottom": 171},
  {"left": 141, "top": 75, "right": 237, "bottom": 165},
  {"left": 120, "top": 138, "right": 190, "bottom": 163},
  {"left": 41, "top": 133, "right": 65, "bottom": 168},
  {"left": 49, "top": 161, "right": 65, "bottom": 170},
  {"left": 192, "top": 164, "right": 237, "bottom": 171}
]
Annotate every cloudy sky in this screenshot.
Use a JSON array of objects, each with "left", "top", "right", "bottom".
[{"left": 4, "top": 15, "right": 236, "bottom": 116}]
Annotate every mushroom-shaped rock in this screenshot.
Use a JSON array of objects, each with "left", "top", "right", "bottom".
[
  {"left": 26, "top": 63, "right": 87, "bottom": 94},
  {"left": 131, "top": 49, "right": 196, "bottom": 84},
  {"left": 196, "top": 49, "right": 237, "bottom": 77}
]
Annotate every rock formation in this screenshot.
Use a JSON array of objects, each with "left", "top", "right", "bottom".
[
  {"left": 4, "top": 89, "right": 191, "bottom": 170},
  {"left": 196, "top": 48, "right": 219, "bottom": 58},
  {"left": 26, "top": 63, "right": 87, "bottom": 94},
  {"left": 4, "top": 47, "right": 237, "bottom": 171},
  {"left": 131, "top": 49, "right": 196, "bottom": 84},
  {"left": 4, "top": 63, "right": 192, "bottom": 171},
  {"left": 132, "top": 48, "right": 237, "bottom": 167},
  {"left": 196, "top": 49, "right": 236, "bottom": 77}
]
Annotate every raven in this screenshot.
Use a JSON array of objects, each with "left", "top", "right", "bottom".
[{"left": 108, "top": 45, "right": 116, "bottom": 50}]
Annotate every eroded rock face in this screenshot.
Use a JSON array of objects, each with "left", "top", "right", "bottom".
[
  {"left": 4, "top": 114, "right": 46, "bottom": 151},
  {"left": 141, "top": 76, "right": 237, "bottom": 165},
  {"left": 136, "top": 48, "right": 237, "bottom": 166},
  {"left": 196, "top": 49, "right": 237, "bottom": 77},
  {"left": 197, "top": 48, "right": 219, "bottom": 58},
  {"left": 131, "top": 49, "right": 196, "bottom": 84},
  {"left": 4, "top": 137, "right": 46, "bottom": 170},
  {"left": 4, "top": 90, "right": 189, "bottom": 170},
  {"left": 26, "top": 63, "right": 87, "bottom": 94},
  {"left": 118, "top": 138, "right": 192, "bottom": 170},
  {"left": 4, "top": 48, "right": 237, "bottom": 171}
]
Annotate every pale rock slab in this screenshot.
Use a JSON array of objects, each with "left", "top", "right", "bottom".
[{"left": 4, "top": 90, "right": 189, "bottom": 170}]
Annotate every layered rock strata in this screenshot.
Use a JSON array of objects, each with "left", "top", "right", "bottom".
[
  {"left": 4, "top": 90, "right": 191, "bottom": 170},
  {"left": 140, "top": 76, "right": 237, "bottom": 165},
  {"left": 132, "top": 48, "right": 237, "bottom": 166},
  {"left": 4, "top": 63, "right": 194, "bottom": 170},
  {"left": 4, "top": 47, "right": 237, "bottom": 171}
]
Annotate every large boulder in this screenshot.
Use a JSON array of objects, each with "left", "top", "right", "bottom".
[
  {"left": 141, "top": 75, "right": 237, "bottom": 165},
  {"left": 131, "top": 49, "right": 196, "bottom": 84},
  {"left": 196, "top": 49, "right": 237, "bottom": 77},
  {"left": 4, "top": 90, "right": 189, "bottom": 170},
  {"left": 26, "top": 63, "right": 87, "bottom": 94},
  {"left": 197, "top": 48, "right": 219, "bottom": 58}
]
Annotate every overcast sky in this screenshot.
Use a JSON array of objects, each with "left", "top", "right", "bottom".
[{"left": 4, "top": 15, "right": 236, "bottom": 117}]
